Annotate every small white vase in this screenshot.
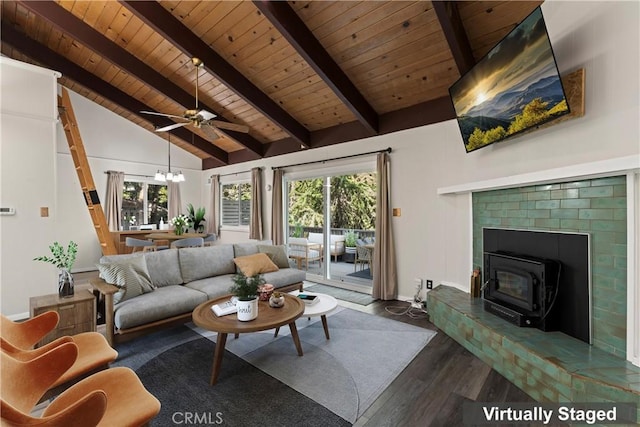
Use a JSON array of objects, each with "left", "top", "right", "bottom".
[{"left": 236, "top": 297, "right": 258, "bottom": 321}]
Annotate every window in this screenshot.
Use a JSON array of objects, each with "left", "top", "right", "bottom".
[
  {"left": 121, "top": 180, "right": 168, "bottom": 230},
  {"left": 221, "top": 182, "right": 251, "bottom": 227}
]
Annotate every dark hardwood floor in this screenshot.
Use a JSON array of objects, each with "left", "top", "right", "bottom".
[{"left": 348, "top": 299, "right": 543, "bottom": 427}]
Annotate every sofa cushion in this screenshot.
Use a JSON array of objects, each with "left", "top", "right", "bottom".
[
  {"left": 185, "top": 274, "right": 236, "bottom": 300},
  {"left": 233, "top": 253, "right": 279, "bottom": 277},
  {"left": 307, "top": 232, "right": 323, "bottom": 245},
  {"left": 257, "top": 245, "right": 290, "bottom": 268},
  {"left": 262, "top": 269, "right": 306, "bottom": 289},
  {"left": 141, "top": 249, "right": 183, "bottom": 287},
  {"left": 100, "top": 250, "right": 182, "bottom": 287},
  {"left": 179, "top": 244, "right": 236, "bottom": 283},
  {"left": 97, "top": 256, "right": 154, "bottom": 304},
  {"left": 233, "top": 240, "right": 273, "bottom": 258},
  {"left": 113, "top": 285, "right": 208, "bottom": 330}
]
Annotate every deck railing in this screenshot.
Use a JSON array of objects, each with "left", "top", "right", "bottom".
[{"left": 288, "top": 226, "right": 375, "bottom": 239}]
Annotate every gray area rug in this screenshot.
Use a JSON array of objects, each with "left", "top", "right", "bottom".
[
  {"left": 191, "top": 307, "right": 436, "bottom": 423},
  {"left": 304, "top": 283, "right": 376, "bottom": 306}
]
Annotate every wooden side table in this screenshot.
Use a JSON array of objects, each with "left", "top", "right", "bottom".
[{"left": 29, "top": 289, "right": 96, "bottom": 347}]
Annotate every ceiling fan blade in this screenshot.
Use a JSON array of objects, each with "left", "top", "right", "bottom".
[
  {"left": 197, "top": 110, "right": 217, "bottom": 121},
  {"left": 155, "top": 122, "right": 189, "bottom": 132},
  {"left": 209, "top": 120, "right": 250, "bottom": 133},
  {"left": 141, "top": 110, "right": 187, "bottom": 120},
  {"left": 201, "top": 124, "right": 220, "bottom": 141}
]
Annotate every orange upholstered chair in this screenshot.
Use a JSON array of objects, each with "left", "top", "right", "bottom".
[
  {"left": 0, "top": 312, "right": 118, "bottom": 397},
  {"left": 0, "top": 311, "right": 59, "bottom": 348},
  {"left": 1, "top": 342, "right": 161, "bottom": 426}
]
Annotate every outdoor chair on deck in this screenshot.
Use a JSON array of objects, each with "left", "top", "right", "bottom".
[
  {"left": 288, "top": 237, "right": 322, "bottom": 270},
  {"left": 171, "top": 237, "right": 204, "bottom": 249},
  {"left": 354, "top": 244, "right": 372, "bottom": 276}
]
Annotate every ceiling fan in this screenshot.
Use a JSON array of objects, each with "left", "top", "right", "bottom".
[{"left": 141, "top": 57, "right": 249, "bottom": 140}]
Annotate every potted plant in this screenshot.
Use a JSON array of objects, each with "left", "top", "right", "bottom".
[
  {"left": 187, "top": 203, "right": 206, "bottom": 233},
  {"left": 343, "top": 230, "right": 358, "bottom": 263},
  {"left": 229, "top": 273, "right": 265, "bottom": 321},
  {"left": 34, "top": 241, "right": 78, "bottom": 298},
  {"left": 291, "top": 223, "right": 304, "bottom": 238}
]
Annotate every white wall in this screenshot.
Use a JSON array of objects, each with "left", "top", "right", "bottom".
[
  {"left": 203, "top": 1, "right": 640, "bottom": 301},
  {"left": 1, "top": 57, "right": 60, "bottom": 315}
]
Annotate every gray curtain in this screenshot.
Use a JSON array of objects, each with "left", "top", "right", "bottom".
[
  {"left": 249, "top": 167, "right": 263, "bottom": 240},
  {"left": 207, "top": 175, "right": 220, "bottom": 235},
  {"left": 271, "top": 169, "right": 284, "bottom": 245},
  {"left": 372, "top": 152, "right": 397, "bottom": 300},
  {"left": 168, "top": 181, "right": 182, "bottom": 221},
  {"left": 104, "top": 170, "right": 124, "bottom": 231}
]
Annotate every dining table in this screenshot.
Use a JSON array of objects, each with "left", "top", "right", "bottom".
[{"left": 144, "top": 232, "right": 205, "bottom": 242}]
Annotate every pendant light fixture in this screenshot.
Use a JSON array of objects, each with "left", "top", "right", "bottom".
[{"left": 155, "top": 133, "right": 185, "bottom": 183}]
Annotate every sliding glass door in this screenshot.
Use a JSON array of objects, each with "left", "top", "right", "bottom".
[{"left": 286, "top": 169, "right": 376, "bottom": 290}]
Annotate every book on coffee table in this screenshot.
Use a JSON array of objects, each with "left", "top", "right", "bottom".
[
  {"left": 211, "top": 300, "right": 237, "bottom": 316},
  {"left": 297, "top": 294, "right": 319, "bottom": 306}
]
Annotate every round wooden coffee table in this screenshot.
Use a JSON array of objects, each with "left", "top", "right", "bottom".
[{"left": 192, "top": 294, "right": 305, "bottom": 385}]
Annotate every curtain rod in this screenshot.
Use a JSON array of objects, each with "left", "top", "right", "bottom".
[
  {"left": 215, "top": 167, "right": 261, "bottom": 178},
  {"left": 104, "top": 171, "right": 154, "bottom": 179},
  {"left": 272, "top": 147, "right": 391, "bottom": 170}
]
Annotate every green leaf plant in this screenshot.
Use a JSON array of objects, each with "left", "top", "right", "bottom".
[{"left": 34, "top": 241, "right": 78, "bottom": 271}]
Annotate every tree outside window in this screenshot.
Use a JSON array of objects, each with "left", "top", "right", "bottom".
[
  {"left": 221, "top": 182, "right": 251, "bottom": 227},
  {"left": 122, "top": 181, "right": 168, "bottom": 229}
]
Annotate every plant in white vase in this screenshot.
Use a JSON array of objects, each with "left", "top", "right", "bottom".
[{"left": 229, "top": 274, "right": 265, "bottom": 321}]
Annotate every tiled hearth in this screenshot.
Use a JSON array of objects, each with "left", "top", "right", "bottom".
[{"left": 428, "top": 286, "right": 640, "bottom": 422}]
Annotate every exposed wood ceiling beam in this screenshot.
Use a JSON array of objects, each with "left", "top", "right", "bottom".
[
  {"left": 432, "top": 1, "right": 475, "bottom": 76},
  {"left": 119, "top": 0, "right": 311, "bottom": 148},
  {"left": 16, "top": 0, "right": 264, "bottom": 158},
  {"left": 1, "top": 22, "right": 228, "bottom": 166},
  {"left": 253, "top": 0, "right": 379, "bottom": 135},
  {"left": 207, "top": 95, "right": 456, "bottom": 168}
]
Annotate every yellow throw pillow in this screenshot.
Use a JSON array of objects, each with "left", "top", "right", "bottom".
[{"left": 233, "top": 253, "right": 279, "bottom": 277}]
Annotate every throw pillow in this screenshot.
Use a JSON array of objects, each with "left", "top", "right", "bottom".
[
  {"left": 97, "top": 255, "right": 154, "bottom": 304},
  {"left": 233, "top": 253, "right": 279, "bottom": 277},
  {"left": 257, "top": 245, "right": 290, "bottom": 269}
]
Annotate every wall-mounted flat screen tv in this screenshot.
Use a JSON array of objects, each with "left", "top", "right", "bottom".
[{"left": 449, "top": 7, "right": 570, "bottom": 153}]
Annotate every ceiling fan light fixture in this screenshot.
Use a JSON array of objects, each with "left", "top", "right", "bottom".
[
  {"left": 154, "top": 170, "right": 166, "bottom": 182},
  {"left": 176, "top": 171, "right": 186, "bottom": 182},
  {"left": 166, "top": 171, "right": 174, "bottom": 181}
]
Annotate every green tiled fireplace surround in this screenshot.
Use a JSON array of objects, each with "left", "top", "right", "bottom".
[
  {"left": 428, "top": 286, "right": 640, "bottom": 421},
  {"left": 472, "top": 176, "right": 627, "bottom": 357}
]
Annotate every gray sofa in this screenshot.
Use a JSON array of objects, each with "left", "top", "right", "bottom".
[{"left": 91, "top": 241, "right": 305, "bottom": 346}]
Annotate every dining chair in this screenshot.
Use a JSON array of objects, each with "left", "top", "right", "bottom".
[
  {"left": 171, "top": 237, "right": 205, "bottom": 249},
  {"left": 1, "top": 342, "right": 160, "bottom": 427},
  {"left": 125, "top": 237, "right": 157, "bottom": 253},
  {"left": 203, "top": 233, "right": 217, "bottom": 246}
]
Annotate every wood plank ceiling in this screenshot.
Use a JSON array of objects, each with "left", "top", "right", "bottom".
[{"left": 1, "top": 0, "right": 542, "bottom": 169}]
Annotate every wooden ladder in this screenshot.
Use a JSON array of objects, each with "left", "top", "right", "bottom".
[{"left": 58, "top": 88, "right": 117, "bottom": 256}]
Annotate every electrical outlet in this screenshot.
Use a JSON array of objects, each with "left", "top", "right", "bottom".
[
  {"left": 426, "top": 279, "right": 433, "bottom": 290},
  {"left": 414, "top": 278, "right": 423, "bottom": 289}
]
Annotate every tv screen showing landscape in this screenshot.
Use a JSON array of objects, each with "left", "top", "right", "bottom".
[{"left": 449, "top": 7, "right": 570, "bottom": 153}]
